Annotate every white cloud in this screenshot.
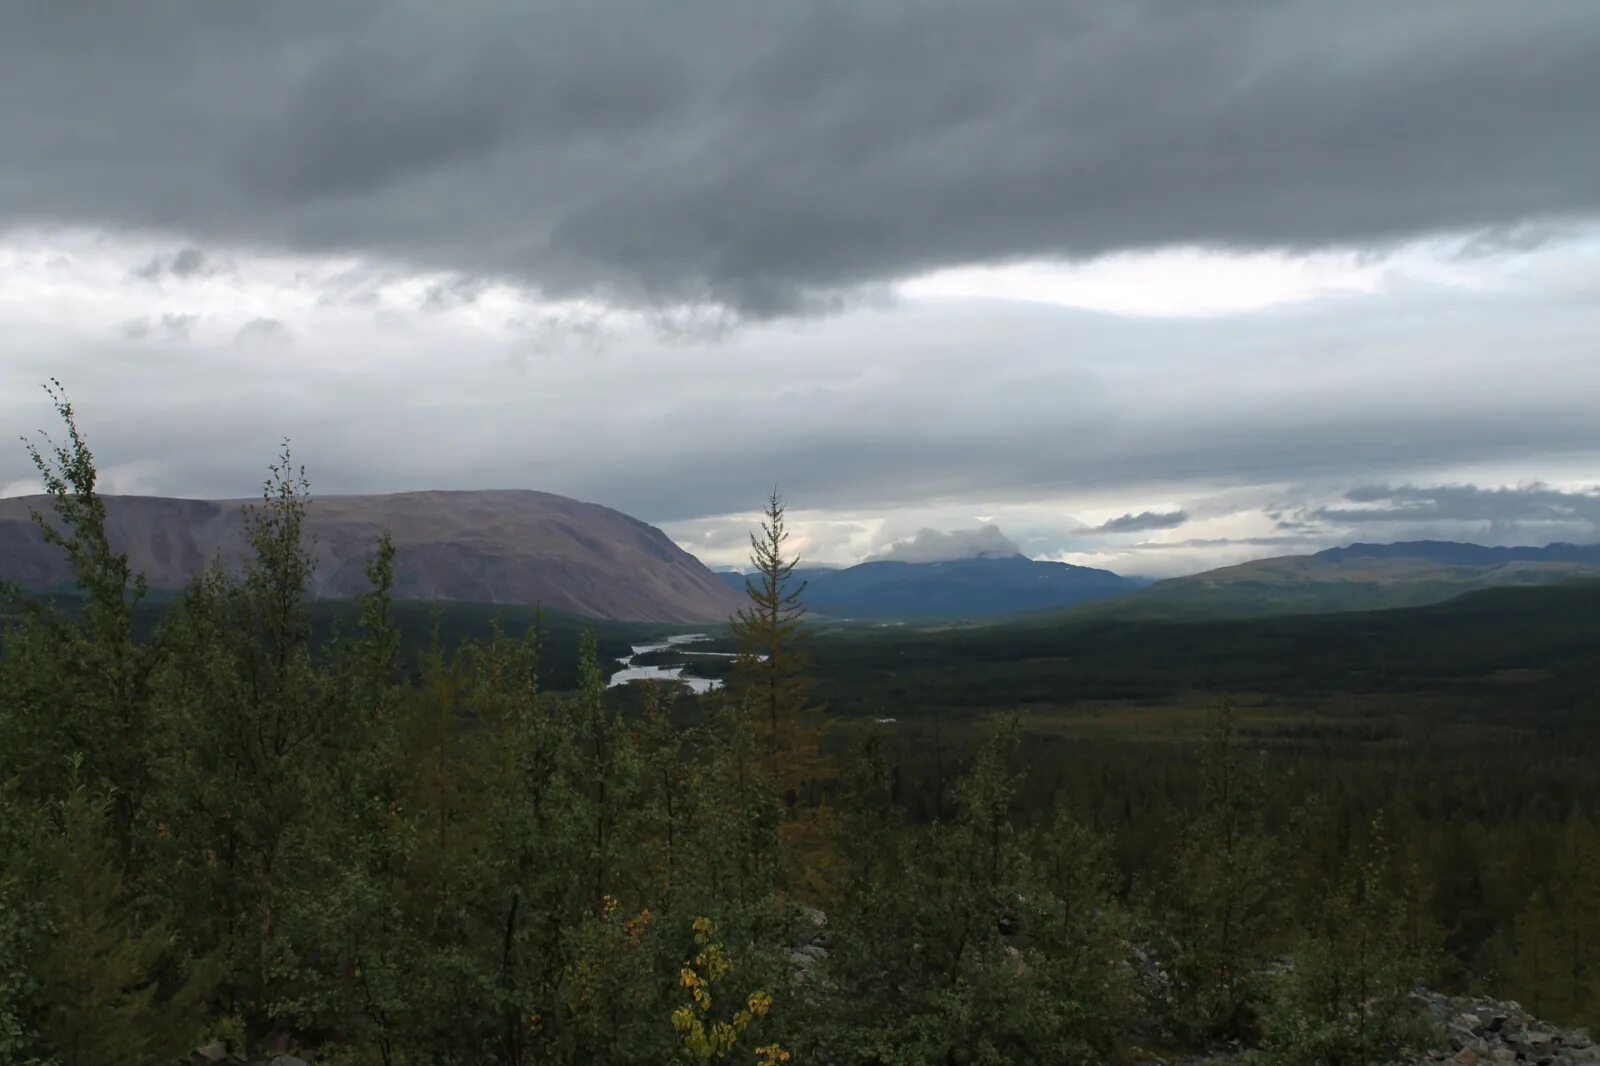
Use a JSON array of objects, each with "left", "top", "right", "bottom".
[
  {"left": 871, "top": 525, "right": 1020, "bottom": 563},
  {"left": 900, "top": 246, "right": 1383, "bottom": 317},
  {"left": 3, "top": 226, "right": 1600, "bottom": 579}
]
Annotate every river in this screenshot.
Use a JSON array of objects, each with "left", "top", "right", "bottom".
[{"left": 607, "top": 633, "right": 726, "bottom": 694}]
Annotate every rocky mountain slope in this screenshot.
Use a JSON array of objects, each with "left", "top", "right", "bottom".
[{"left": 0, "top": 490, "right": 743, "bottom": 623}]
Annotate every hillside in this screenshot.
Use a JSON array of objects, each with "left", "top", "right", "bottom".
[
  {"left": 1318, "top": 539, "right": 1600, "bottom": 567},
  {"left": 0, "top": 490, "right": 743, "bottom": 622},
  {"left": 1063, "top": 540, "right": 1600, "bottom": 621},
  {"left": 810, "top": 581, "right": 1600, "bottom": 710}
]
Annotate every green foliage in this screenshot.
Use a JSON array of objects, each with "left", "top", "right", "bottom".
[
  {"left": 1162, "top": 699, "right": 1281, "bottom": 1046},
  {"left": 818, "top": 719, "right": 1135, "bottom": 1063},
  {"left": 0, "top": 786, "right": 50, "bottom": 1065},
  {"left": 1510, "top": 814, "right": 1600, "bottom": 1029},
  {"left": 29, "top": 774, "right": 215, "bottom": 1066},
  {"left": 146, "top": 444, "right": 336, "bottom": 1042},
  {"left": 3, "top": 381, "right": 160, "bottom": 847},
  {"left": 1260, "top": 812, "right": 1437, "bottom": 1065}
]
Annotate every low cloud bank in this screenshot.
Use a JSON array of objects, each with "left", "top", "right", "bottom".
[{"left": 873, "top": 524, "right": 1020, "bottom": 563}]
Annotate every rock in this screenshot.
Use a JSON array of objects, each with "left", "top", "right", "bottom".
[
  {"left": 189, "top": 1043, "right": 245, "bottom": 1066},
  {"left": 1404, "top": 991, "right": 1600, "bottom": 1066},
  {"left": 269, "top": 1057, "right": 309, "bottom": 1066}
]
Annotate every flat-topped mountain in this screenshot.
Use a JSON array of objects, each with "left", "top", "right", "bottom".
[{"left": 0, "top": 490, "right": 743, "bottom": 623}]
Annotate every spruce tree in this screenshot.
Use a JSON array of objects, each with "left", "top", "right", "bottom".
[
  {"left": 730, "top": 488, "right": 813, "bottom": 760},
  {"left": 32, "top": 777, "right": 213, "bottom": 1066},
  {"left": 728, "top": 489, "right": 832, "bottom": 896}
]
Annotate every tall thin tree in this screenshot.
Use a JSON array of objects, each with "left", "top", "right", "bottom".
[
  {"left": 730, "top": 488, "right": 811, "bottom": 751},
  {"left": 729, "top": 490, "right": 836, "bottom": 897}
]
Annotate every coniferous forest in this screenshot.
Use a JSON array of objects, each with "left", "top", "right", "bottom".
[{"left": 3, "top": 402, "right": 1599, "bottom": 1066}]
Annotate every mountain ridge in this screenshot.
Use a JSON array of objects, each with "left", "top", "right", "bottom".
[
  {"left": 1315, "top": 539, "right": 1600, "bottom": 567},
  {"left": 1061, "top": 538, "right": 1600, "bottom": 621},
  {"left": 0, "top": 490, "right": 743, "bottom": 623}
]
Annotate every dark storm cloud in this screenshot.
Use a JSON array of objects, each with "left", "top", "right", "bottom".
[
  {"left": 1091, "top": 510, "right": 1189, "bottom": 534},
  {"left": 2, "top": 1, "right": 1598, "bottom": 314}
]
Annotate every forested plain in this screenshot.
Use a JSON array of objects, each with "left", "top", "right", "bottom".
[{"left": 3, "top": 402, "right": 1598, "bottom": 1065}]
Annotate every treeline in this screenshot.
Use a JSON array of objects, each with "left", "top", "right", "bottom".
[
  {"left": 13, "top": 579, "right": 663, "bottom": 695},
  {"left": 2, "top": 398, "right": 1598, "bottom": 1064}
]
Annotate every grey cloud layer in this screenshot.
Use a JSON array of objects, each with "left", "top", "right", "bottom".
[
  {"left": 6, "top": 278, "right": 1596, "bottom": 533},
  {"left": 133, "top": 248, "right": 215, "bottom": 282},
  {"left": 1314, "top": 484, "right": 1600, "bottom": 540},
  {"left": 234, "top": 317, "right": 293, "bottom": 347},
  {"left": 4, "top": 1, "right": 1599, "bottom": 313}
]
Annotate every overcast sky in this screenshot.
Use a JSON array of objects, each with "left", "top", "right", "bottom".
[{"left": 2, "top": 1, "right": 1599, "bottom": 576}]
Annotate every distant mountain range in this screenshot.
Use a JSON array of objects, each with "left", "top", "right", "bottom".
[
  {"left": 0, "top": 491, "right": 742, "bottom": 622},
  {"left": 1070, "top": 539, "right": 1600, "bottom": 621},
  {"left": 12, "top": 487, "right": 1599, "bottom": 627},
  {"left": 1315, "top": 540, "right": 1600, "bottom": 567},
  {"left": 718, "top": 553, "right": 1141, "bottom": 618},
  {"left": 714, "top": 539, "right": 1600, "bottom": 622}
]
